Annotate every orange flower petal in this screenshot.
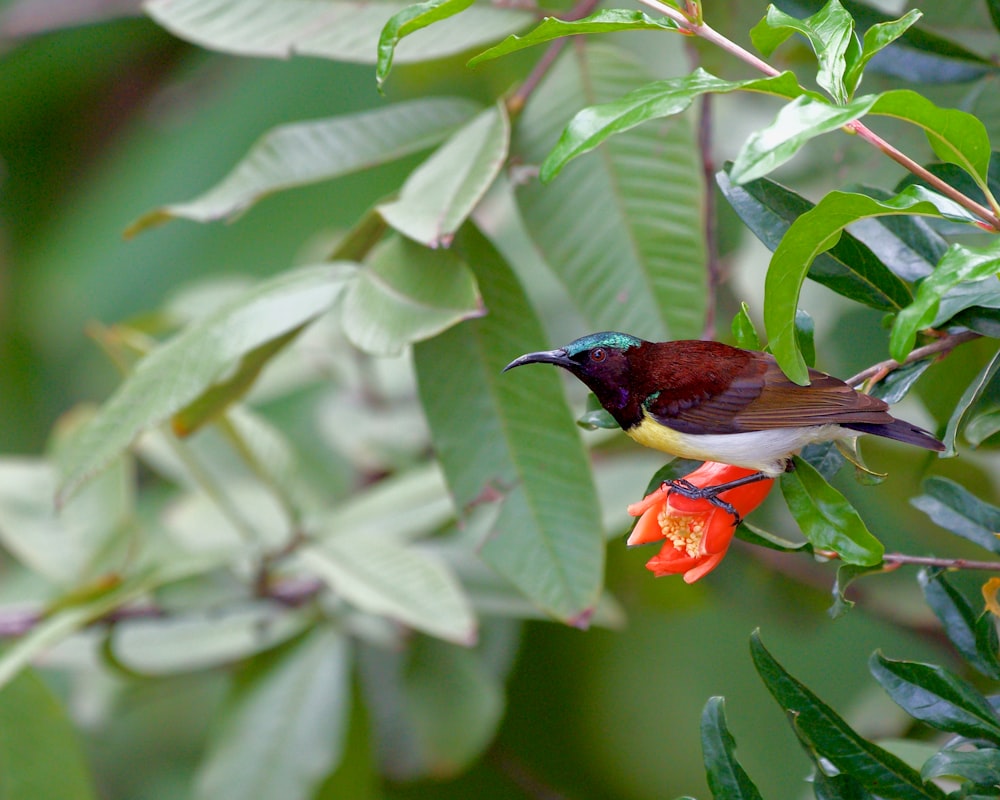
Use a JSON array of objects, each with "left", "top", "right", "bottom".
[
  {"left": 627, "top": 506, "right": 665, "bottom": 546},
  {"left": 627, "top": 484, "right": 671, "bottom": 517},
  {"left": 682, "top": 551, "right": 726, "bottom": 583}
]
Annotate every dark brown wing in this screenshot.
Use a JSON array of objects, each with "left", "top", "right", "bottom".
[{"left": 640, "top": 341, "right": 891, "bottom": 435}]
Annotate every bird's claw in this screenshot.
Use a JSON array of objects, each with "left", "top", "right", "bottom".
[{"left": 662, "top": 479, "right": 743, "bottom": 527}]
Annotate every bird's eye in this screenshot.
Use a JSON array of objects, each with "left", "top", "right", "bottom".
[{"left": 591, "top": 348, "right": 606, "bottom": 362}]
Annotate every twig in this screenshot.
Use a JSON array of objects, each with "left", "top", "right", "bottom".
[
  {"left": 815, "top": 549, "right": 1000, "bottom": 572},
  {"left": 507, "top": 0, "right": 602, "bottom": 114},
  {"left": 0, "top": 577, "right": 325, "bottom": 640},
  {"left": 845, "top": 329, "right": 981, "bottom": 387},
  {"left": 698, "top": 92, "right": 720, "bottom": 340},
  {"left": 634, "top": 0, "right": 1000, "bottom": 231}
]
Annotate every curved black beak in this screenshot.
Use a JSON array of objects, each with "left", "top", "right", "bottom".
[{"left": 503, "top": 348, "right": 573, "bottom": 372}]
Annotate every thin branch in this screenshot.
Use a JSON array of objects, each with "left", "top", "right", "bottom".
[
  {"left": 883, "top": 553, "right": 1000, "bottom": 571},
  {"left": 698, "top": 92, "right": 720, "bottom": 340},
  {"left": 507, "top": 0, "right": 602, "bottom": 114},
  {"left": 634, "top": 0, "right": 1000, "bottom": 231},
  {"left": 0, "top": 577, "right": 325, "bottom": 640},
  {"left": 846, "top": 329, "right": 981, "bottom": 387}
]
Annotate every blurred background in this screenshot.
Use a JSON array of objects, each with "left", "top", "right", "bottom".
[{"left": 0, "top": 1, "right": 998, "bottom": 797}]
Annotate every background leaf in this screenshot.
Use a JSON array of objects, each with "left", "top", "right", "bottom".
[
  {"left": 918, "top": 568, "right": 1000, "bottom": 679},
  {"left": 193, "top": 628, "right": 352, "bottom": 800},
  {"left": 376, "top": 0, "right": 475, "bottom": 90},
  {"left": 128, "top": 98, "right": 480, "bottom": 232},
  {"left": 341, "top": 235, "right": 483, "bottom": 356},
  {"left": 910, "top": 476, "right": 1000, "bottom": 555},
  {"left": 700, "top": 696, "right": 764, "bottom": 800},
  {"left": 378, "top": 103, "right": 509, "bottom": 247},
  {"left": 780, "top": 456, "right": 884, "bottom": 566},
  {"left": 56, "top": 265, "right": 352, "bottom": 504},
  {"left": 516, "top": 43, "right": 707, "bottom": 341},
  {"left": 144, "top": 0, "right": 533, "bottom": 64},
  {"left": 414, "top": 224, "right": 604, "bottom": 623},
  {"left": 0, "top": 670, "right": 98, "bottom": 800}
]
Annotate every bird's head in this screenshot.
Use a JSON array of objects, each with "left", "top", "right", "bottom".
[{"left": 503, "top": 331, "right": 643, "bottom": 412}]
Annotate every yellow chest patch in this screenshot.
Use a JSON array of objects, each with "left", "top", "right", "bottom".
[{"left": 625, "top": 410, "right": 844, "bottom": 475}]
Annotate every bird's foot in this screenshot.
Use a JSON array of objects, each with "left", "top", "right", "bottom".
[{"left": 662, "top": 471, "right": 773, "bottom": 527}]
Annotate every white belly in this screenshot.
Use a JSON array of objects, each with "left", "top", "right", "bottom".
[{"left": 626, "top": 416, "right": 848, "bottom": 476}]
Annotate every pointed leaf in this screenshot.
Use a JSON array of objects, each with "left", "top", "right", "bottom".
[
  {"left": 764, "top": 186, "right": 973, "bottom": 384},
  {"left": 700, "top": 696, "right": 764, "bottom": 800},
  {"left": 829, "top": 563, "right": 884, "bottom": 618},
  {"left": 341, "top": 235, "right": 483, "bottom": 356},
  {"left": 922, "top": 747, "right": 1000, "bottom": 785},
  {"left": 377, "top": 0, "right": 475, "bottom": 90},
  {"left": 401, "top": 637, "right": 504, "bottom": 776},
  {"left": 0, "top": 670, "right": 98, "bottom": 800},
  {"left": 128, "top": 98, "right": 480, "bottom": 233},
  {"left": 517, "top": 43, "right": 707, "bottom": 340},
  {"left": 781, "top": 456, "right": 883, "bottom": 565},
  {"left": 731, "top": 303, "right": 762, "bottom": 350},
  {"left": 144, "top": 0, "right": 533, "bottom": 65},
  {"left": 541, "top": 68, "right": 805, "bottom": 182},
  {"left": 870, "top": 652, "right": 1000, "bottom": 744},
  {"left": 868, "top": 359, "right": 932, "bottom": 404},
  {"left": 918, "top": 568, "right": 1000, "bottom": 679},
  {"left": 414, "top": 225, "right": 604, "bottom": 622},
  {"left": 56, "top": 265, "right": 352, "bottom": 504},
  {"left": 717, "top": 168, "right": 913, "bottom": 312},
  {"left": 870, "top": 90, "right": 993, "bottom": 191},
  {"left": 193, "top": 628, "right": 351, "bottom": 800},
  {"left": 750, "top": 632, "right": 946, "bottom": 800},
  {"left": 730, "top": 94, "right": 879, "bottom": 185},
  {"left": 298, "top": 537, "right": 475, "bottom": 645},
  {"left": 109, "top": 604, "right": 314, "bottom": 675},
  {"left": 942, "top": 350, "right": 1000, "bottom": 456},
  {"left": 890, "top": 241, "right": 1000, "bottom": 361},
  {"left": 0, "top": 454, "right": 132, "bottom": 584},
  {"left": 750, "top": 0, "right": 858, "bottom": 102},
  {"left": 468, "top": 9, "right": 679, "bottom": 66},
  {"left": 844, "top": 10, "right": 921, "bottom": 94},
  {"left": 911, "top": 476, "right": 1000, "bottom": 555},
  {"left": 378, "top": 103, "right": 509, "bottom": 247}
]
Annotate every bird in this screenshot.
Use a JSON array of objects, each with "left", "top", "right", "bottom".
[{"left": 504, "top": 331, "right": 943, "bottom": 506}]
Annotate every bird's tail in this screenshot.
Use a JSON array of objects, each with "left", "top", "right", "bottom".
[{"left": 843, "top": 419, "right": 945, "bottom": 452}]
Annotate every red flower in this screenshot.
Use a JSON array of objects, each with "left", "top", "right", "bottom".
[{"left": 626, "top": 462, "right": 774, "bottom": 583}]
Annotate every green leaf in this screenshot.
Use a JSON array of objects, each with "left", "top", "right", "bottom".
[
  {"left": 577, "top": 394, "right": 619, "bottom": 430},
  {"left": 942, "top": 350, "right": 1000, "bottom": 456},
  {"left": 517, "top": 43, "right": 707, "bottom": 340},
  {"left": 890, "top": 242, "right": 1000, "bottom": 361},
  {"left": 700, "top": 697, "right": 764, "bottom": 800},
  {"left": 127, "top": 98, "right": 480, "bottom": 233},
  {"left": 109, "top": 604, "right": 314, "bottom": 676},
  {"left": 780, "top": 456, "right": 883, "bottom": 566},
  {"left": 870, "top": 90, "right": 993, "bottom": 192},
  {"left": 144, "top": 0, "right": 533, "bottom": 65},
  {"left": 829, "top": 562, "right": 884, "bottom": 618},
  {"left": 0, "top": 670, "right": 98, "bottom": 800},
  {"left": 298, "top": 536, "right": 475, "bottom": 645},
  {"left": 800, "top": 441, "right": 845, "bottom": 480},
  {"left": 868, "top": 359, "right": 932, "bottom": 404},
  {"left": 0, "top": 559, "right": 218, "bottom": 691},
  {"left": 764, "top": 186, "right": 973, "bottom": 384},
  {"left": 922, "top": 747, "right": 1000, "bottom": 785},
  {"left": 731, "top": 303, "right": 762, "bottom": 350},
  {"left": 730, "top": 93, "right": 879, "bottom": 185},
  {"left": 795, "top": 308, "right": 815, "bottom": 367},
  {"left": 870, "top": 652, "right": 1000, "bottom": 744},
  {"left": 843, "top": 10, "right": 921, "bottom": 95},
  {"left": 378, "top": 103, "right": 509, "bottom": 247},
  {"left": 541, "top": 68, "right": 805, "bottom": 183},
  {"left": 717, "top": 168, "right": 914, "bottom": 312},
  {"left": 749, "top": 631, "right": 946, "bottom": 800},
  {"left": 401, "top": 636, "right": 504, "bottom": 776},
  {"left": 792, "top": 717, "right": 877, "bottom": 800},
  {"left": 56, "top": 265, "right": 352, "bottom": 505},
  {"left": 341, "top": 235, "right": 483, "bottom": 357},
  {"left": 918, "top": 568, "right": 1000, "bottom": 680},
  {"left": 735, "top": 521, "right": 811, "bottom": 553},
  {"left": 414, "top": 225, "right": 604, "bottom": 623},
  {"left": 0, "top": 453, "right": 132, "bottom": 584},
  {"left": 377, "top": 0, "right": 475, "bottom": 90},
  {"left": 467, "top": 9, "right": 679, "bottom": 66},
  {"left": 750, "top": 0, "right": 857, "bottom": 104},
  {"left": 193, "top": 628, "right": 351, "bottom": 800},
  {"left": 911, "top": 476, "right": 1000, "bottom": 555}
]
